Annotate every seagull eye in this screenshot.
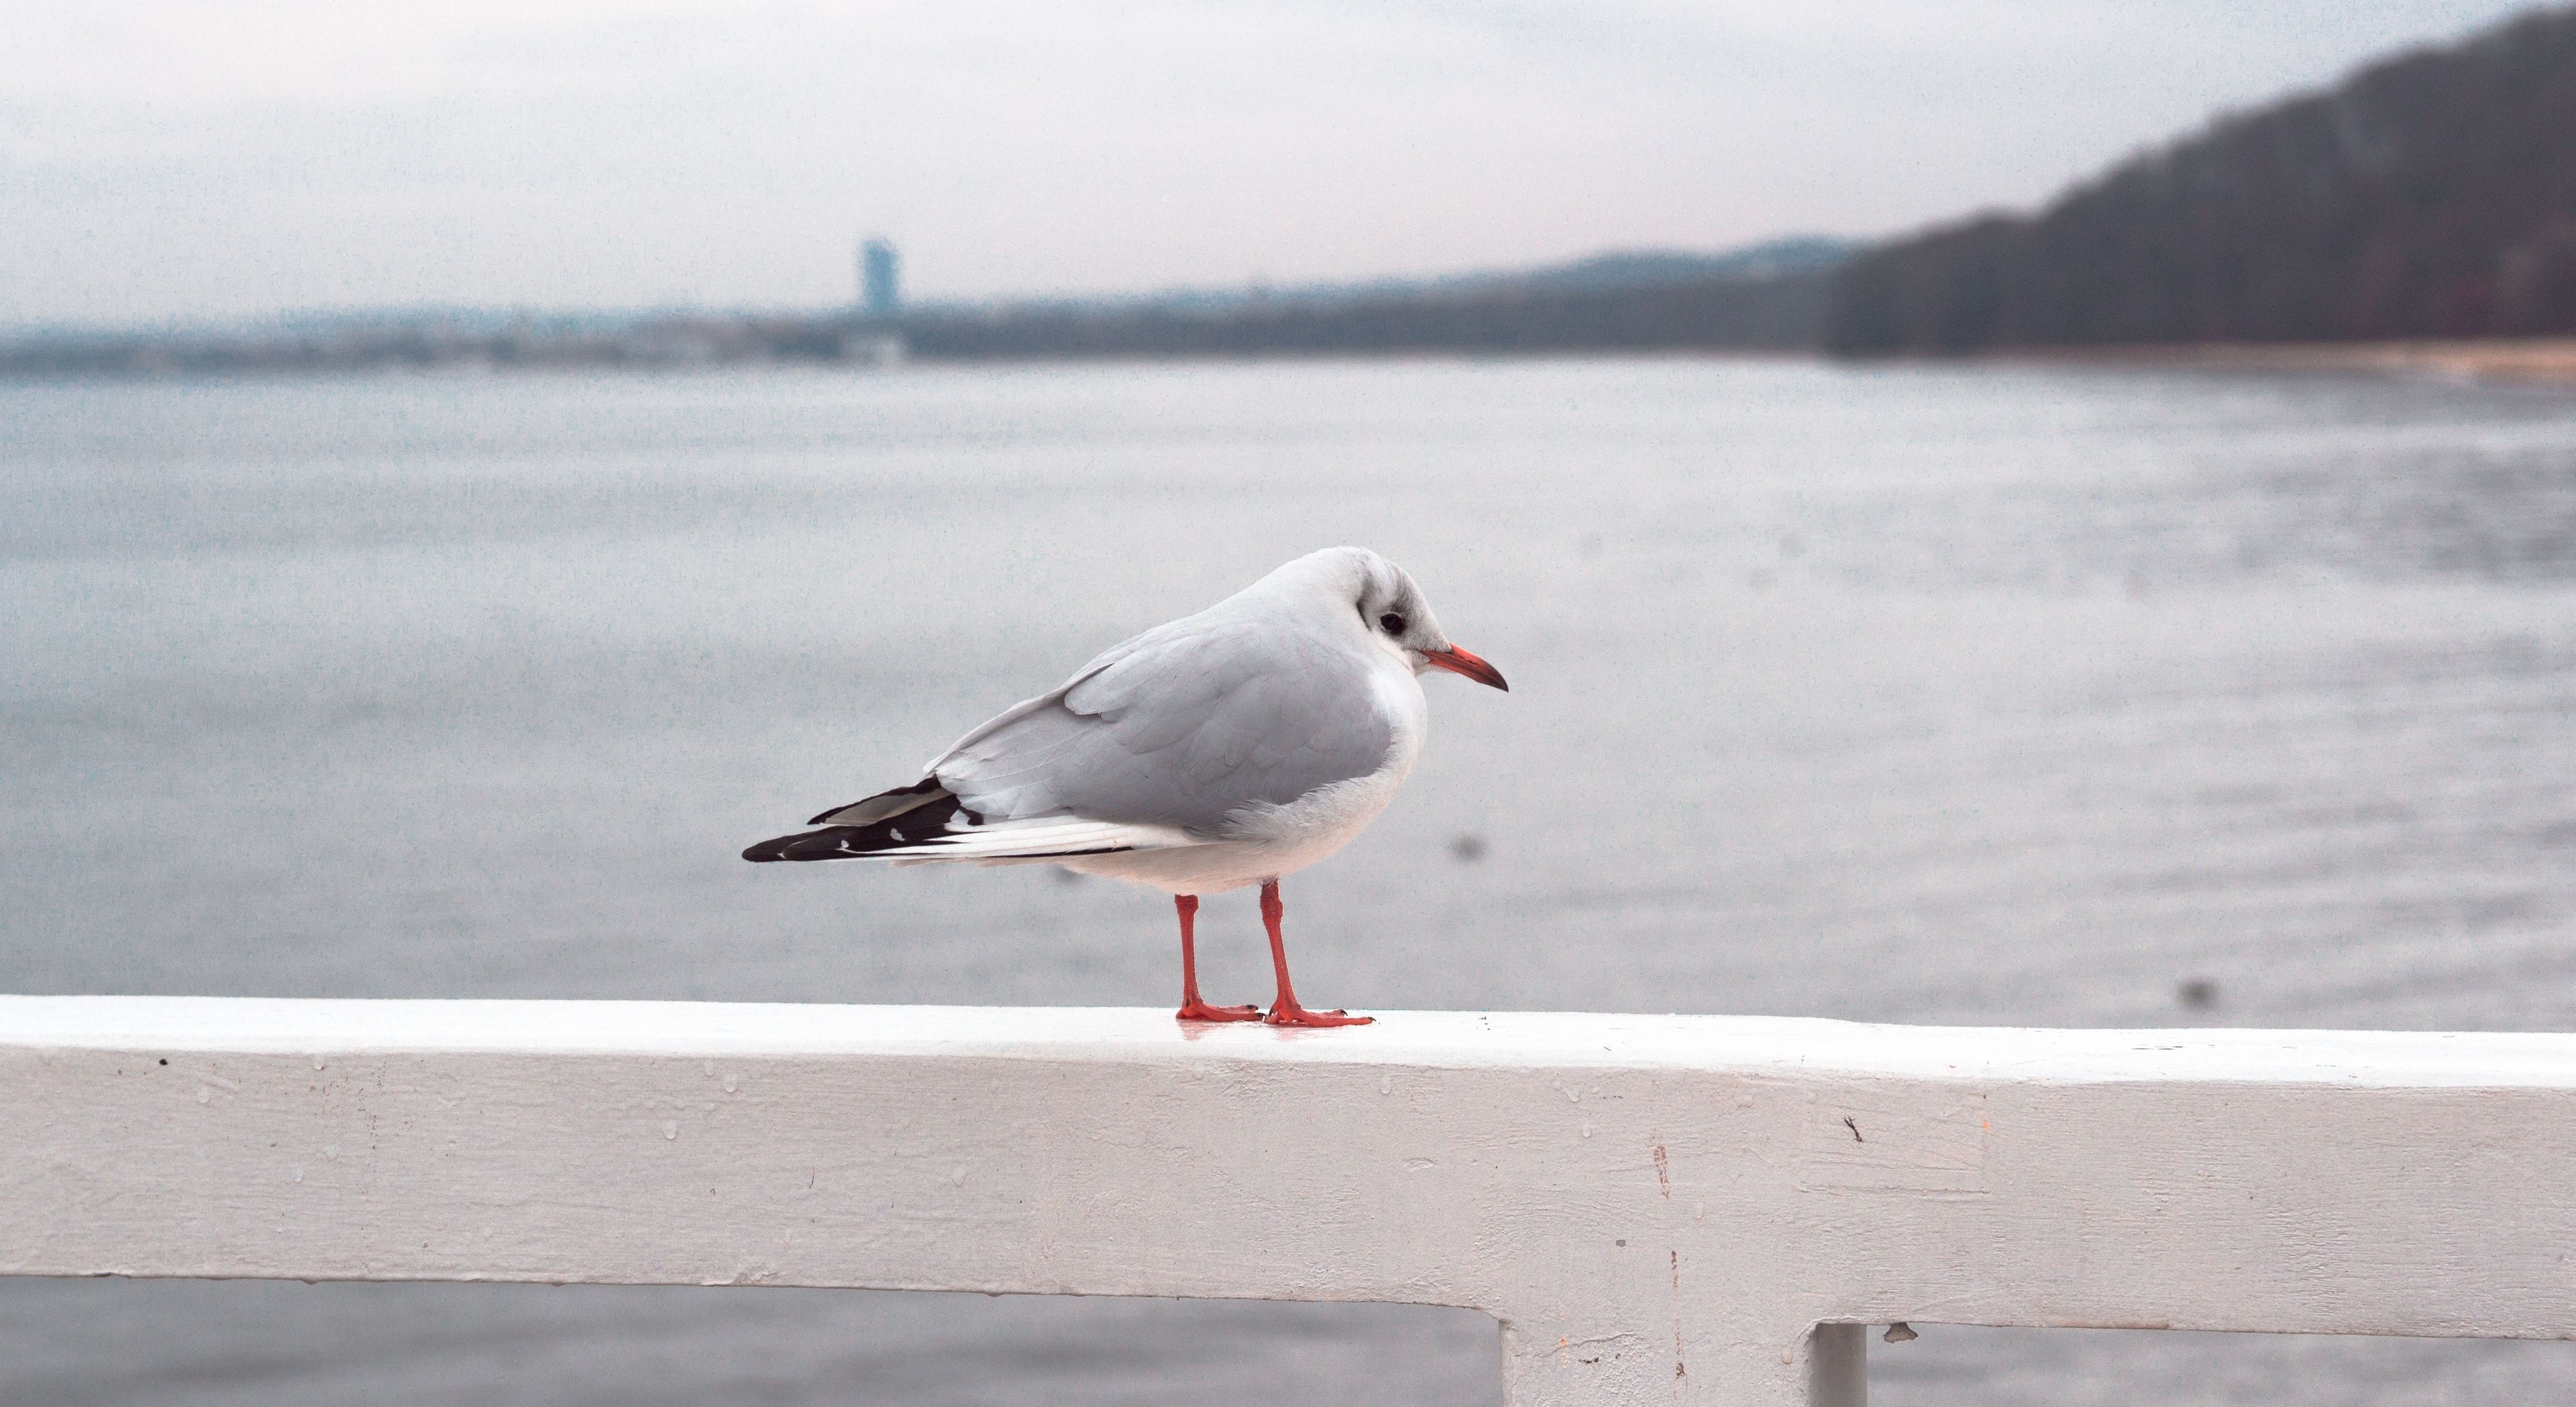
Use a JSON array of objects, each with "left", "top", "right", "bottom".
[{"left": 1379, "top": 612, "right": 1406, "bottom": 634}]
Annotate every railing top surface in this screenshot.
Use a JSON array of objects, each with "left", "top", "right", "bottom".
[{"left": 4, "top": 995, "right": 2573, "bottom": 1088}]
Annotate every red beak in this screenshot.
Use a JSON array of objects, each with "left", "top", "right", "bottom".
[{"left": 1422, "top": 645, "right": 1508, "bottom": 691}]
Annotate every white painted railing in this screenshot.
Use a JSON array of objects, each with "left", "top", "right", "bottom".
[{"left": 6, "top": 997, "right": 2575, "bottom": 1404}]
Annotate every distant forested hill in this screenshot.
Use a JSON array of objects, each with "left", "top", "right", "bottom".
[{"left": 1826, "top": 5, "right": 2576, "bottom": 353}]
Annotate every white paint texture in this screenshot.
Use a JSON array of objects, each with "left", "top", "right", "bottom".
[{"left": 6, "top": 999, "right": 2576, "bottom": 1405}]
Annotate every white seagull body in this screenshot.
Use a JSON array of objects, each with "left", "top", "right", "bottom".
[{"left": 744, "top": 546, "right": 1507, "bottom": 1026}]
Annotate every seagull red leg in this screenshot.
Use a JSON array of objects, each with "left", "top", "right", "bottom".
[
  {"left": 1174, "top": 894, "right": 1259, "bottom": 1023},
  {"left": 1259, "top": 879, "right": 1372, "bottom": 1027}
]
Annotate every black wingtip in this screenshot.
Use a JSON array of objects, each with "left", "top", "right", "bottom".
[
  {"left": 743, "top": 826, "right": 870, "bottom": 862},
  {"left": 742, "top": 793, "right": 979, "bottom": 863}
]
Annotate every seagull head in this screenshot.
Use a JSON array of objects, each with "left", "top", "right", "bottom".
[{"left": 1280, "top": 546, "right": 1509, "bottom": 691}]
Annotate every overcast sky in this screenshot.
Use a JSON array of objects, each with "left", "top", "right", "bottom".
[{"left": 0, "top": 1, "right": 2546, "bottom": 328}]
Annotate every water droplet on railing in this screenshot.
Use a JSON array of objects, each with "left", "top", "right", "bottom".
[
  {"left": 311, "top": 1055, "right": 326, "bottom": 1071},
  {"left": 723, "top": 1074, "right": 738, "bottom": 1094},
  {"left": 663, "top": 1120, "right": 679, "bottom": 1140}
]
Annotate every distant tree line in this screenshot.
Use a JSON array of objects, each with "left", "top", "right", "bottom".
[
  {"left": 890, "top": 270, "right": 1829, "bottom": 360},
  {"left": 1826, "top": 4, "right": 2576, "bottom": 353}
]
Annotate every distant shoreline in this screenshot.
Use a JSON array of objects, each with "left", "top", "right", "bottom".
[{"left": 7, "top": 337, "right": 2576, "bottom": 385}]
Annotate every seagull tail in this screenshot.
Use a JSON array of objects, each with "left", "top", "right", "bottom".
[{"left": 743, "top": 778, "right": 961, "bottom": 862}]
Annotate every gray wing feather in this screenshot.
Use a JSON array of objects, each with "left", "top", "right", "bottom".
[{"left": 928, "top": 617, "right": 1393, "bottom": 833}]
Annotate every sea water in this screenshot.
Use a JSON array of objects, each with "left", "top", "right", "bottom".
[{"left": 4, "top": 358, "right": 2574, "bottom": 1404}]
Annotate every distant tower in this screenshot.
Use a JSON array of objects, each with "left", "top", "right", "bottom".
[{"left": 860, "top": 238, "right": 900, "bottom": 317}]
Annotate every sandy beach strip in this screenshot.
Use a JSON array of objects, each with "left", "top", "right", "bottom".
[{"left": 2007, "top": 338, "right": 2576, "bottom": 387}]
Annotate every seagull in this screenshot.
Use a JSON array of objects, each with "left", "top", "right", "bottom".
[{"left": 742, "top": 547, "right": 1508, "bottom": 1027}]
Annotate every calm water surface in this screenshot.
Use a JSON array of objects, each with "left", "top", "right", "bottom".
[{"left": 4, "top": 359, "right": 2574, "bottom": 1403}]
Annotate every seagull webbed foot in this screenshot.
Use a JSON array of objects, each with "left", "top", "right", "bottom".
[
  {"left": 1264, "top": 1001, "right": 1373, "bottom": 1028},
  {"left": 1176, "top": 1000, "right": 1263, "bottom": 1023}
]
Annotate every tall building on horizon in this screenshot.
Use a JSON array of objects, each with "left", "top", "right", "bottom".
[{"left": 860, "top": 238, "right": 900, "bottom": 317}]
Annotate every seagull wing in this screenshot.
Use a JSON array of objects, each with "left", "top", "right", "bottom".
[{"left": 930, "top": 613, "right": 1396, "bottom": 835}]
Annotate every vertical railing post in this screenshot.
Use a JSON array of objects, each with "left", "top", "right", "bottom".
[{"left": 1806, "top": 1325, "right": 1867, "bottom": 1407}]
